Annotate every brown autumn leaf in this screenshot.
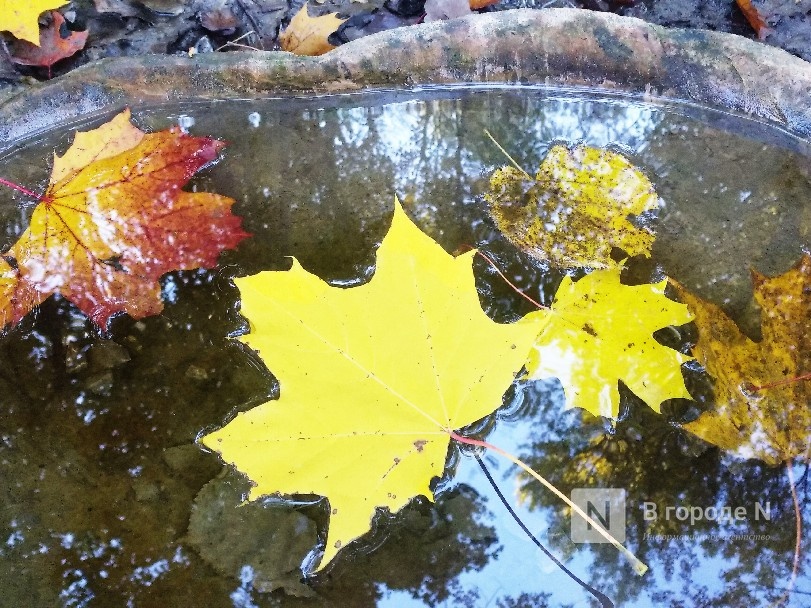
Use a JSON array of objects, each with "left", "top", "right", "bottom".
[
  {"left": 671, "top": 255, "right": 811, "bottom": 464},
  {"left": 0, "top": 109, "right": 249, "bottom": 329},
  {"left": 279, "top": 3, "right": 347, "bottom": 56},
  {"left": 8, "top": 11, "right": 88, "bottom": 74}
]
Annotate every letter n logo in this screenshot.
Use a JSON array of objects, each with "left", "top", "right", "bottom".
[{"left": 570, "top": 488, "right": 626, "bottom": 543}]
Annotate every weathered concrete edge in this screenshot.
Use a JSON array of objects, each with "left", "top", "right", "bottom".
[{"left": 1, "top": 8, "right": 810, "bottom": 147}]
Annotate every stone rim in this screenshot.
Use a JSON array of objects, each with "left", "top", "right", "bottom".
[{"left": 0, "top": 8, "right": 809, "bottom": 148}]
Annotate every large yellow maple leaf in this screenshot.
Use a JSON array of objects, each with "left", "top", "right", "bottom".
[
  {"left": 525, "top": 268, "right": 693, "bottom": 419},
  {"left": 0, "top": 0, "right": 67, "bottom": 45},
  {"left": 672, "top": 256, "right": 811, "bottom": 465},
  {"left": 201, "top": 199, "right": 547, "bottom": 570},
  {"left": 0, "top": 109, "right": 248, "bottom": 328}
]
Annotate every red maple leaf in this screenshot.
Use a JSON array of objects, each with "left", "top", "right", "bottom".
[{"left": 0, "top": 109, "right": 249, "bottom": 328}]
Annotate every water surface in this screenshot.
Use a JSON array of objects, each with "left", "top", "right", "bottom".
[{"left": 0, "top": 87, "right": 810, "bottom": 607}]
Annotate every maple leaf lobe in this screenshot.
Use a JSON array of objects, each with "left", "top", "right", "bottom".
[{"left": 8, "top": 11, "right": 88, "bottom": 70}]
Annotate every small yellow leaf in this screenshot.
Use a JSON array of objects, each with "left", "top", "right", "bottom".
[
  {"left": 486, "top": 145, "right": 659, "bottom": 269},
  {"left": 279, "top": 3, "right": 347, "bottom": 56},
  {"left": 0, "top": 0, "right": 67, "bottom": 45},
  {"left": 525, "top": 268, "right": 693, "bottom": 419},
  {"left": 673, "top": 255, "right": 811, "bottom": 464},
  {"left": 201, "top": 198, "right": 547, "bottom": 570}
]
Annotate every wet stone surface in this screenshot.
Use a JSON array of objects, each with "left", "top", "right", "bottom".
[{"left": 0, "top": 0, "right": 807, "bottom": 95}]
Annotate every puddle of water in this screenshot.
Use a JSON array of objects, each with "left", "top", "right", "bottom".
[{"left": 0, "top": 87, "right": 809, "bottom": 607}]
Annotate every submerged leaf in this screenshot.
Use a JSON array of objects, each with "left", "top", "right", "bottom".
[
  {"left": 186, "top": 471, "right": 317, "bottom": 597},
  {"left": 486, "top": 145, "right": 659, "bottom": 269},
  {"left": 0, "top": 109, "right": 249, "bottom": 329},
  {"left": 525, "top": 267, "right": 693, "bottom": 419},
  {"left": 201, "top": 199, "right": 546, "bottom": 570},
  {"left": 672, "top": 255, "right": 811, "bottom": 465}
]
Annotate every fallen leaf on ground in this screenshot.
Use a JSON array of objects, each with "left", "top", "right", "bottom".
[
  {"left": 0, "top": 0, "right": 66, "bottom": 44},
  {"left": 279, "top": 3, "right": 347, "bottom": 56},
  {"left": 201, "top": 198, "right": 546, "bottom": 570},
  {"left": 0, "top": 109, "right": 249, "bottom": 329},
  {"left": 736, "top": 0, "right": 771, "bottom": 40},
  {"left": 486, "top": 144, "right": 660, "bottom": 269},
  {"left": 672, "top": 255, "right": 811, "bottom": 464},
  {"left": 525, "top": 267, "right": 693, "bottom": 419},
  {"left": 8, "top": 11, "right": 88, "bottom": 73}
]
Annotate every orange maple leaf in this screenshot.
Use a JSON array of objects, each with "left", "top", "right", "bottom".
[
  {"left": 9, "top": 11, "right": 88, "bottom": 77},
  {"left": 0, "top": 109, "right": 248, "bottom": 329}
]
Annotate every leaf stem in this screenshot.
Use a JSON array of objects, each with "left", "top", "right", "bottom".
[
  {"left": 464, "top": 246, "right": 547, "bottom": 310},
  {"left": 751, "top": 372, "right": 811, "bottom": 392},
  {"left": 449, "top": 430, "right": 648, "bottom": 575},
  {"left": 0, "top": 177, "right": 42, "bottom": 200},
  {"left": 483, "top": 129, "right": 533, "bottom": 180},
  {"left": 785, "top": 462, "right": 802, "bottom": 604}
]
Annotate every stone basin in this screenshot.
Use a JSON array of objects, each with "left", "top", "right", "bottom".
[{"left": 1, "top": 8, "right": 811, "bottom": 608}]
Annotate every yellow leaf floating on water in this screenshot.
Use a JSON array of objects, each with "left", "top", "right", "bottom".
[
  {"left": 0, "top": 0, "right": 66, "bottom": 45},
  {"left": 525, "top": 268, "right": 693, "bottom": 419},
  {"left": 201, "top": 198, "right": 547, "bottom": 570},
  {"left": 672, "top": 255, "right": 811, "bottom": 465},
  {"left": 279, "top": 2, "right": 346, "bottom": 56},
  {"left": 486, "top": 145, "right": 660, "bottom": 269}
]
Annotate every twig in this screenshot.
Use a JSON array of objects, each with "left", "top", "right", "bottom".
[
  {"left": 0, "top": 178, "right": 42, "bottom": 200},
  {"left": 484, "top": 128, "right": 532, "bottom": 180},
  {"left": 452, "top": 430, "right": 648, "bottom": 575},
  {"left": 215, "top": 31, "right": 260, "bottom": 52},
  {"left": 459, "top": 244, "right": 547, "bottom": 311},
  {"left": 786, "top": 462, "right": 802, "bottom": 604},
  {"left": 233, "top": 0, "right": 265, "bottom": 50},
  {"left": 751, "top": 372, "right": 811, "bottom": 392}
]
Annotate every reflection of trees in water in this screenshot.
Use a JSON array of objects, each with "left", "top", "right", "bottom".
[
  {"left": 513, "top": 382, "right": 809, "bottom": 606},
  {"left": 298, "top": 486, "right": 498, "bottom": 607}
]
